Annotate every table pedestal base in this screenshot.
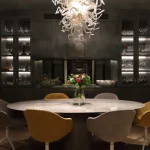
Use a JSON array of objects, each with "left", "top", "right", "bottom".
[{"left": 64, "top": 114, "right": 93, "bottom": 150}]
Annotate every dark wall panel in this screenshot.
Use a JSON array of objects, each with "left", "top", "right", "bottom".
[
  {"left": 100, "top": 21, "right": 119, "bottom": 59},
  {"left": 51, "top": 20, "right": 68, "bottom": 58},
  {"left": 32, "top": 21, "right": 52, "bottom": 58}
]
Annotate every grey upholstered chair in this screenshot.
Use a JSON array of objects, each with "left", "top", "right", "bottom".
[
  {"left": 0, "top": 99, "right": 28, "bottom": 150},
  {"left": 87, "top": 110, "right": 136, "bottom": 150},
  {"left": 94, "top": 93, "right": 119, "bottom": 99}
]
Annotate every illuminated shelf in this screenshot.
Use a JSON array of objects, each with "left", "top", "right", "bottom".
[
  {"left": 122, "top": 56, "right": 133, "bottom": 60},
  {"left": 18, "top": 37, "right": 30, "bottom": 42},
  {"left": 121, "top": 37, "right": 134, "bottom": 42}
]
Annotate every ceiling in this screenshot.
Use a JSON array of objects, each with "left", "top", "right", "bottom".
[{"left": 0, "top": 0, "right": 150, "bottom": 11}]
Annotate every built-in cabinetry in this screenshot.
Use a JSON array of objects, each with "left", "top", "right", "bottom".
[
  {"left": 0, "top": 17, "right": 32, "bottom": 86},
  {"left": 120, "top": 14, "right": 150, "bottom": 86}
]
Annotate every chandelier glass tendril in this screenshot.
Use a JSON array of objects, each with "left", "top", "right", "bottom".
[{"left": 52, "top": 0, "right": 105, "bottom": 42}]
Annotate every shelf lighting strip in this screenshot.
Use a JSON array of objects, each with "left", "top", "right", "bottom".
[
  {"left": 19, "top": 37, "right": 30, "bottom": 42},
  {"left": 19, "top": 56, "right": 31, "bottom": 60},
  {"left": 19, "top": 72, "right": 31, "bottom": 75},
  {"left": 138, "top": 37, "right": 150, "bottom": 42},
  {"left": 122, "top": 37, "right": 133, "bottom": 42},
  {"left": 2, "top": 56, "right": 13, "bottom": 59},
  {"left": 1, "top": 72, "right": 13, "bottom": 75},
  {"left": 139, "top": 56, "right": 150, "bottom": 59},
  {"left": 122, "top": 56, "right": 133, "bottom": 60},
  {"left": 122, "top": 72, "right": 133, "bottom": 74},
  {"left": 1, "top": 37, "right": 30, "bottom": 42},
  {"left": 122, "top": 37, "right": 150, "bottom": 42},
  {"left": 139, "top": 72, "right": 149, "bottom": 74},
  {"left": 1, "top": 37, "right": 13, "bottom": 42}
]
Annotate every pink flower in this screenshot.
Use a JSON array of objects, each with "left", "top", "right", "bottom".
[{"left": 76, "top": 78, "right": 81, "bottom": 83}]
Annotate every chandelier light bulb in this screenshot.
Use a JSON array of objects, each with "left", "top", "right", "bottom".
[{"left": 52, "top": 0, "right": 105, "bottom": 42}]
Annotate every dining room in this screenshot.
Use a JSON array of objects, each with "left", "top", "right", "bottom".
[{"left": 0, "top": 0, "right": 150, "bottom": 150}]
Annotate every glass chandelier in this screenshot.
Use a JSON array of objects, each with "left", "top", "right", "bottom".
[{"left": 52, "top": 0, "right": 105, "bottom": 42}]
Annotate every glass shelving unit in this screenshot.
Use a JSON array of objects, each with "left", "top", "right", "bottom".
[
  {"left": 120, "top": 15, "right": 150, "bottom": 86},
  {"left": 121, "top": 19, "right": 134, "bottom": 85},
  {"left": 0, "top": 18, "right": 32, "bottom": 86},
  {"left": 137, "top": 18, "right": 150, "bottom": 85}
]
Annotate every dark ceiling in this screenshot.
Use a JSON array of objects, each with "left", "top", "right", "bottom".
[{"left": 0, "top": 0, "right": 150, "bottom": 11}]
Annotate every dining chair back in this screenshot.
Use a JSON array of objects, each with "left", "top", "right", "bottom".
[
  {"left": 0, "top": 99, "right": 28, "bottom": 150},
  {"left": 24, "top": 110, "right": 73, "bottom": 150},
  {"left": 44, "top": 93, "right": 69, "bottom": 100},
  {"left": 94, "top": 93, "right": 119, "bottom": 99},
  {"left": 87, "top": 110, "right": 135, "bottom": 150}
]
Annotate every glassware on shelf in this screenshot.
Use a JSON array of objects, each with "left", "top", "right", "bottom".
[
  {"left": 19, "top": 74, "right": 31, "bottom": 85},
  {"left": 1, "top": 72, "right": 14, "bottom": 85},
  {"left": 122, "top": 44, "right": 133, "bottom": 55},
  {"left": 139, "top": 27, "right": 149, "bottom": 35},
  {"left": 18, "top": 26, "right": 31, "bottom": 34},
  {"left": 137, "top": 75, "right": 148, "bottom": 84},
  {"left": 121, "top": 72, "right": 134, "bottom": 84},
  {"left": 18, "top": 20, "right": 31, "bottom": 34},
  {"left": 139, "top": 44, "right": 150, "bottom": 55},
  {"left": 121, "top": 30, "right": 134, "bottom": 35}
]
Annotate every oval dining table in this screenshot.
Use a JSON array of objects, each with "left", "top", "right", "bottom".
[{"left": 7, "top": 99, "right": 144, "bottom": 150}]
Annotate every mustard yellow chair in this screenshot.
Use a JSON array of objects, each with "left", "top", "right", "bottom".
[
  {"left": 131, "top": 101, "right": 150, "bottom": 150},
  {"left": 24, "top": 110, "right": 73, "bottom": 150},
  {"left": 44, "top": 93, "right": 69, "bottom": 100}
]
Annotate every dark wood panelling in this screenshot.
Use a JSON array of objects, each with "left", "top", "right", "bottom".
[
  {"left": 67, "top": 37, "right": 85, "bottom": 58},
  {"left": 84, "top": 29, "right": 101, "bottom": 58},
  {"left": 32, "top": 21, "right": 52, "bottom": 58},
  {"left": 51, "top": 20, "right": 68, "bottom": 58},
  {"left": 100, "top": 21, "right": 119, "bottom": 59}
]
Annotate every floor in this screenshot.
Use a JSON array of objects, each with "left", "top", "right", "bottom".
[{"left": 0, "top": 126, "right": 149, "bottom": 150}]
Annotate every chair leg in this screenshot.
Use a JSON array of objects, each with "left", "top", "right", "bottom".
[
  {"left": 142, "top": 128, "right": 149, "bottom": 150},
  {"left": 45, "top": 142, "right": 49, "bottom": 150},
  {"left": 126, "top": 136, "right": 144, "bottom": 145},
  {"left": 110, "top": 142, "right": 114, "bottom": 150},
  {"left": 7, "top": 137, "right": 15, "bottom": 150},
  {"left": 0, "top": 137, "right": 7, "bottom": 143},
  {"left": 6, "top": 127, "right": 15, "bottom": 150}
]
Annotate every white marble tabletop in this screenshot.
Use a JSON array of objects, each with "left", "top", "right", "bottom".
[{"left": 7, "top": 99, "right": 144, "bottom": 113}]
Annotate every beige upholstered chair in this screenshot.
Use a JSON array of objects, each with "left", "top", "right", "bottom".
[
  {"left": 94, "top": 93, "right": 119, "bottom": 99},
  {"left": 87, "top": 110, "right": 135, "bottom": 150},
  {"left": 24, "top": 110, "right": 73, "bottom": 150},
  {"left": 44, "top": 93, "right": 69, "bottom": 100}
]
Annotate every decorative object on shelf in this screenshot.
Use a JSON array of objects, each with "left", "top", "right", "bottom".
[
  {"left": 5, "top": 48, "right": 13, "bottom": 55},
  {"left": 38, "top": 75, "right": 61, "bottom": 87},
  {"left": 96, "top": 80, "right": 116, "bottom": 87},
  {"left": 68, "top": 73, "right": 91, "bottom": 105},
  {"left": 2, "top": 61, "right": 13, "bottom": 71},
  {"left": 52, "top": 0, "right": 105, "bottom": 43},
  {"left": 21, "top": 44, "right": 27, "bottom": 55}
]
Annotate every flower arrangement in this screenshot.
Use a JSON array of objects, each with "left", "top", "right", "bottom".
[
  {"left": 68, "top": 73, "right": 91, "bottom": 87},
  {"left": 68, "top": 74, "right": 91, "bottom": 105}
]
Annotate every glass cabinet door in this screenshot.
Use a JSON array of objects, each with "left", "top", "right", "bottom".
[
  {"left": 121, "top": 19, "right": 135, "bottom": 84},
  {"left": 0, "top": 18, "right": 32, "bottom": 87},
  {"left": 137, "top": 18, "right": 150, "bottom": 85},
  {"left": 1, "top": 20, "right": 15, "bottom": 86},
  {"left": 17, "top": 19, "right": 31, "bottom": 86}
]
